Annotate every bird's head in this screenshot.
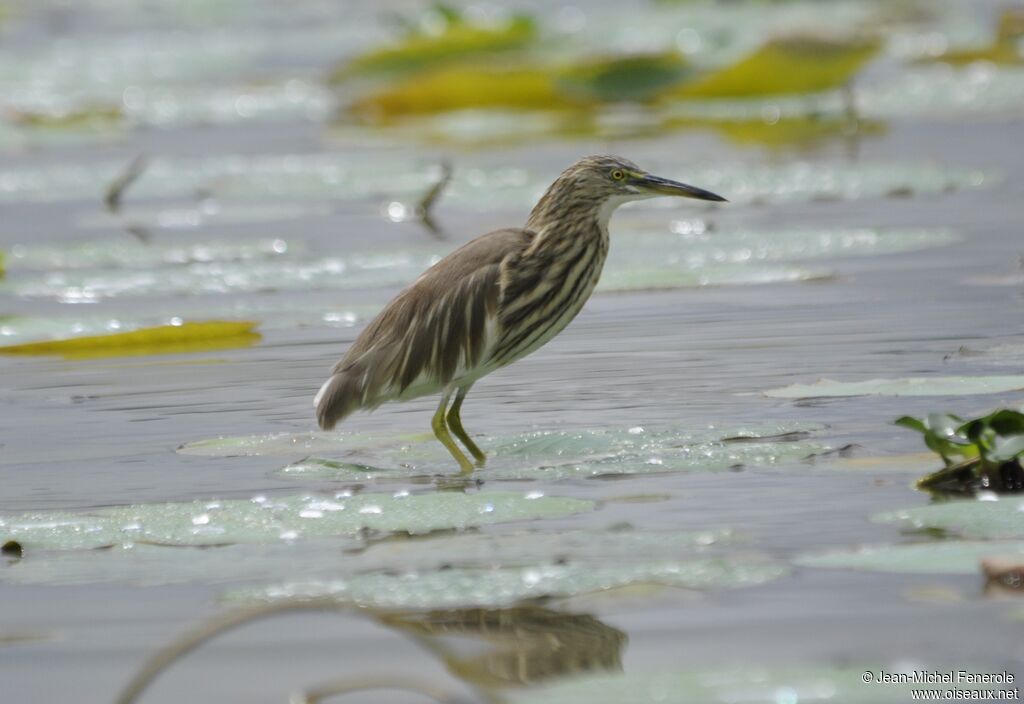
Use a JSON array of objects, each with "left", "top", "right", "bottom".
[{"left": 528, "top": 155, "right": 725, "bottom": 231}]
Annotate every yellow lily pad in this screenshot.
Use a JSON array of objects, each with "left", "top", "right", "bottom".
[
  {"left": 664, "top": 114, "right": 885, "bottom": 149},
  {"left": 0, "top": 320, "right": 260, "bottom": 359},
  {"left": 670, "top": 36, "right": 881, "bottom": 98},
  {"left": 924, "top": 9, "right": 1024, "bottom": 66},
  {"left": 348, "top": 53, "right": 692, "bottom": 121},
  {"left": 328, "top": 14, "right": 535, "bottom": 83},
  {"left": 5, "top": 103, "right": 124, "bottom": 129},
  {"left": 349, "top": 66, "right": 581, "bottom": 121}
]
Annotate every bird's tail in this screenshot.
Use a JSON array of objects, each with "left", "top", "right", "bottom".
[{"left": 314, "top": 369, "right": 365, "bottom": 430}]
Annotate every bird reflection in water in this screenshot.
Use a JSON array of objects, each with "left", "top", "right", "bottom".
[{"left": 379, "top": 605, "right": 627, "bottom": 689}]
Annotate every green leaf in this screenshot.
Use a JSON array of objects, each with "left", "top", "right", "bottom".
[
  {"left": 511, "top": 666, "right": 934, "bottom": 704},
  {"left": 875, "top": 500, "right": 1024, "bottom": 540},
  {"left": 669, "top": 35, "right": 881, "bottom": 98},
  {"left": 894, "top": 416, "right": 927, "bottom": 434},
  {"left": 240, "top": 423, "right": 829, "bottom": 481},
  {"left": 557, "top": 53, "right": 693, "bottom": 102},
  {"left": 230, "top": 558, "right": 786, "bottom": 610},
  {"left": 989, "top": 435, "right": 1024, "bottom": 463},
  {"left": 798, "top": 540, "right": 1024, "bottom": 574},
  {"left": 329, "top": 14, "right": 536, "bottom": 82},
  {"left": 765, "top": 375, "right": 1024, "bottom": 399},
  {"left": 0, "top": 491, "right": 595, "bottom": 550},
  {"left": 0, "top": 527, "right": 734, "bottom": 588}
]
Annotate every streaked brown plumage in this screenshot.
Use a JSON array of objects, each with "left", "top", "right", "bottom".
[{"left": 315, "top": 155, "right": 726, "bottom": 472}]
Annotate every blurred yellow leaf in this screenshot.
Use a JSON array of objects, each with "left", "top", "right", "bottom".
[
  {"left": 665, "top": 115, "right": 885, "bottom": 149},
  {"left": 329, "top": 15, "right": 535, "bottom": 83},
  {"left": 349, "top": 67, "right": 584, "bottom": 122},
  {"left": 5, "top": 103, "right": 123, "bottom": 129},
  {"left": 348, "top": 53, "right": 691, "bottom": 121},
  {"left": 923, "top": 9, "right": 1024, "bottom": 66},
  {"left": 0, "top": 320, "right": 261, "bottom": 359},
  {"left": 669, "top": 36, "right": 881, "bottom": 98}
]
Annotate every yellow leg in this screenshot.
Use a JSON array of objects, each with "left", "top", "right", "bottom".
[
  {"left": 432, "top": 390, "right": 474, "bottom": 474},
  {"left": 447, "top": 386, "right": 486, "bottom": 467}
]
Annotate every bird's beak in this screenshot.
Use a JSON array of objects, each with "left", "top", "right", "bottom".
[{"left": 636, "top": 173, "right": 727, "bottom": 202}]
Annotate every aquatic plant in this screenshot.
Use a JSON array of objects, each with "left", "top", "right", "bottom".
[{"left": 896, "top": 408, "right": 1024, "bottom": 493}]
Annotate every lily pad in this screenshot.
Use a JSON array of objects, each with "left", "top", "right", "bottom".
[
  {"left": 510, "top": 666, "right": 948, "bottom": 704},
  {"left": 599, "top": 226, "right": 954, "bottom": 291},
  {"left": 231, "top": 558, "right": 786, "bottom": 610},
  {"left": 349, "top": 66, "right": 579, "bottom": 121},
  {"left": 798, "top": 540, "right": 1024, "bottom": 574},
  {"left": 670, "top": 35, "right": 882, "bottom": 98},
  {"left": 0, "top": 527, "right": 734, "bottom": 588},
  {"left": 26, "top": 225, "right": 952, "bottom": 304},
  {"left": 875, "top": 499, "right": 1024, "bottom": 540},
  {"left": 0, "top": 154, "right": 990, "bottom": 209},
  {"left": 5, "top": 237, "right": 298, "bottom": 272},
  {"left": 557, "top": 53, "right": 694, "bottom": 102},
  {"left": 0, "top": 491, "right": 594, "bottom": 550},
  {"left": 329, "top": 12, "right": 536, "bottom": 82},
  {"left": 301, "top": 434, "right": 824, "bottom": 482},
  {"left": 179, "top": 423, "right": 827, "bottom": 481},
  {"left": 178, "top": 430, "right": 408, "bottom": 458},
  {"left": 0, "top": 301, "right": 370, "bottom": 347},
  {"left": 764, "top": 376, "right": 1024, "bottom": 399},
  {"left": 0, "top": 320, "right": 260, "bottom": 359}
]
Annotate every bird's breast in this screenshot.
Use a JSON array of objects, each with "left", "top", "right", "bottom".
[{"left": 490, "top": 232, "right": 608, "bottom": 366}]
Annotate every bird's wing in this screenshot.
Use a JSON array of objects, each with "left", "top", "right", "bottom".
[{"left": 315, "top": 228, "right": 534, "bottom": 429}]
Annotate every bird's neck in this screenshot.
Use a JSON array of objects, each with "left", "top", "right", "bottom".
[{"left": 525, "top": 195, "right": 622, "bottom": 254}]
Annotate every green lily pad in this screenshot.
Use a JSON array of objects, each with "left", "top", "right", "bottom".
[
  {"left": 6, "top": 226, "right": 953, "bottom": 303},
  {"left": 0, "top": 155, "right": 990, "bottom": 210},
  {"left": 231, "top": 558, "right": 786, "bottom": 610},
  {"left": 180, "top": 423, "right": 827, "bottom": 481},
  {"left": 510, "top": 666, "right": 951, "bottom": 704},
  {"left": 0, "top": 491, "right": 594, "bottom": 550},
  {"left": 671, "top": 35, "right": 881, "bottom": 98},
  {"left": 798, "top": 540, "right": 1024, "bottom": 574},
  {"left": 598, "top": 226, "right": 955, "bottom": 291},
  {"left": 178, "top": 430, "right": 410, "bottom": 457},
  {"left": 875, "top": 499, "right": 1024, "bottom": 539},
  {"left": 764, "top": 376, "right": 1024, "bottom": 399},
  {"left": 5, "top": 237, "right": 299, "bottom": 272},
  {"left": 328, "top": 12, "right": 536, "bottom": 82},
  {"left": 0, "top": 527, "right": 735, "bottom": 588}
]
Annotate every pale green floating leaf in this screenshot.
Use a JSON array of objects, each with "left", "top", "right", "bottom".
[
  {"left": 5, "top": 237, "right": 300, "bottom": 272},
  {"left": 178, "top": 430, "right": 418, "bottom": 457},
  {"left": 0, "top": 155, "right": 990, "bottom": 209},
  {"left": 0, "top": 527, "right": 735, "bottom": 588},
  {"left": 598, "top": 226, "right": 955, "bottom": 292},
  {"left": 875, "top": 499, "right": 1024, "bottom": 540},
  {"left": 0, "top": 301, "right": 370, "bottom": 347},
  {"left": 232, "top": 558, "right": 786, "bottom": 610},
  {"left": 5, "top": 227, "right": 953, "bottom": 302},
  {"left": 798, "top": 540, "right": 1024, "bottom": 574},
  {"left": 0, "top": 491, "right": 594, "bottom": 550},
  {"left": 764, "top": 376, "right": 1024, "bottom": 399},
  {"left": 510, "top": 666, "right": 945, "bottom": 704},
  {"left": 272, "top": 423, "right": 827, "bottom": 481}
]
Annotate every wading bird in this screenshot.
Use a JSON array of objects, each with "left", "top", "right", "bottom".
[{"left": 315, "top": 155, "right": 726, "bottom": 472}]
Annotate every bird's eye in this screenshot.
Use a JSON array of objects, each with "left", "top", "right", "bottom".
[{"left": 611, "top": 169, "right": 625, "bottom": 181}]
